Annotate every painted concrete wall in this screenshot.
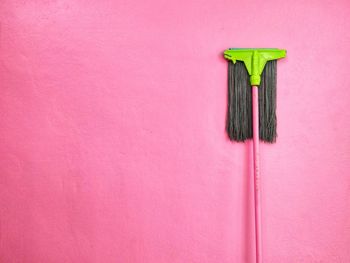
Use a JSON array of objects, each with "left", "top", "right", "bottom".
[{"left": 1, "top": 0, "right": 350, "bottom": 262}]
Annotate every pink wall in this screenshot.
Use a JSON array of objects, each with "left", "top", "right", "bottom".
[{"left": 1, "top": 0, "right": 350, "bottom": 262}]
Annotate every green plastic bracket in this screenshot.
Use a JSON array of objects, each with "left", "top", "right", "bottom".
[{"left": 223, "top": 48, "right": 286, "bottom": 86}]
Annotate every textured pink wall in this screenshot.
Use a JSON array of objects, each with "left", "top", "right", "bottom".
[{"left": 1, "top": 0, "right": 350, "bottom": 262}]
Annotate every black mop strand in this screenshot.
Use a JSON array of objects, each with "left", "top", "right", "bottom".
[
  {"left": 226, "top": 61, "right": 252, "bottom": 142},
  {"left": 226, "top": 60, "right": 277, "bottom": 143}
]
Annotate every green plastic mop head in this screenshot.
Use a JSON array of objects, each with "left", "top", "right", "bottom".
[{"left": 223, "top": 48, "right": 286, "bottom": 143}]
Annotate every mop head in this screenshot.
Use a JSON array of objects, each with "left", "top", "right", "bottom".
[{"left": 224, "top": 48, "right": 286, "bottom": 143}]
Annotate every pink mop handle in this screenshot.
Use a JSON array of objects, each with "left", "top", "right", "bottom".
[{"left": 252, "top": 85, "right": 262, "bottom": 263}]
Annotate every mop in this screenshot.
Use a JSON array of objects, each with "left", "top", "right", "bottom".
[{"left": 224, "top": 48, "right": 286, "bottom": 263}]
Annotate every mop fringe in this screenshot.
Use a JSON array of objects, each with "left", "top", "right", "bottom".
[{"left": 226, "top": 60, "right": 277, "bottom": 143}]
